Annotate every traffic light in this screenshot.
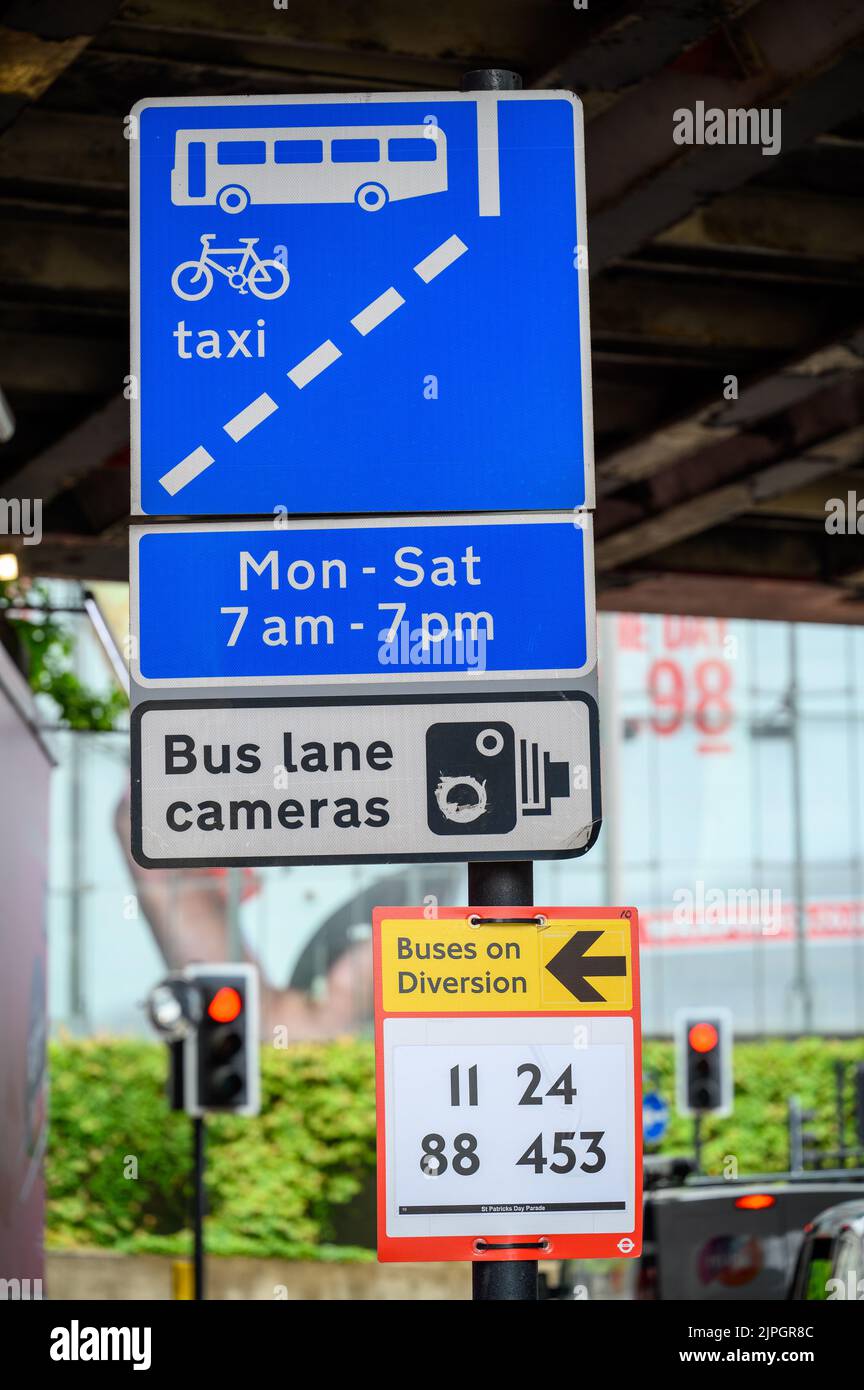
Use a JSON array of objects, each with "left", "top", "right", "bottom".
[
  {"left": 146, "top": 964, "right": 260, "bottom": 1116},
  {"left": 675, "top": 1008, "right": 733, "bottom": 1117},
  {"left": 184, "top": 964, "right": 260, "bottom": 1116}
]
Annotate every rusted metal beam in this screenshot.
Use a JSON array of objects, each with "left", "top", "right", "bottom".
[
  {"left": 0, "top": 218, "right": 127, "bottom": 297},
  {"left": 596, "top": 384, "right": 864, "bottom": 569},
  {"left": 655, "top": 187, "right": 864, "bottom": 262},
  {"left": 597, "top": 567, "right": 864, "bottom": 626},
  {"left": 1, "top": 394, "right": 127, "bottom": 505},
  {"left": 592, "top": 268, "right": 847, "bottom": 356},
  {"left": 101, "top": 19, "right": 466, "bottom": 90},
  {"left": 586, "top": 0, "right": 864, "bottom": 272},
  {"left": 0, "top": 109, "right": 126, "bottom": 194},
  {"left": 597, "top": 515, "right": 864, "bottom": 623},
  {"left": 0, "top": 0, "right": 123, "bottom": 134},
  {"left": 751, "top": 469, "right": 864, "bottom": 519},
  {"left": 597, "top": 326, "right": 864, "bottom": 492},
  {"left": 613, "top": 519, "right": 864, "bottom": 582},
  {"left": 101, "top": 0, "right": 579, "bottom": 82},
  {"left": 606, "top": 514, "right": 864, "bottom": 595},
  {"left": 537, "top": 0, "right": 731, "bottom": 94},
  {"left": 0, "top": 332, "right": 121, "bottom": 397},
  {"left": 15, "top": 530, "right": 127, "bottom": 582},
  {"left": 596, "top": 458, "right": 841, "bottom": 570}
]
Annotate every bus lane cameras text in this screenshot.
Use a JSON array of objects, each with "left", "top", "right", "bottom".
[{"left": 160, "top": 731, "right": 393, "bottom": 834}]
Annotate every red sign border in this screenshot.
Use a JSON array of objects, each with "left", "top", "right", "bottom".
[{"left": 374, "top": 905, "right": 643, "bottom": 1264}]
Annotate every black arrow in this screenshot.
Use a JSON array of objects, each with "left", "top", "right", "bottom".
[{"left": 545, "top": 931, "right": 627, "bottom": 1003}]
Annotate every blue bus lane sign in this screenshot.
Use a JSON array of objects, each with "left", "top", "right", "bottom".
[
  {"left": 130, "top": 513, "right": 595, "bottom": 690},
  {"left": 130, "top": 91, "right": 594, "bottom": 517}
]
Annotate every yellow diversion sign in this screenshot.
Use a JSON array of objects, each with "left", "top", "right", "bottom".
[{"left": 377, "top": 909, "right": 633, "bottom": 1014}]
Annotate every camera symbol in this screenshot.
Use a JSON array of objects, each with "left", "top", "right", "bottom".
[{"left": 425, "top": 720, "right": 571, "bottom": 836}]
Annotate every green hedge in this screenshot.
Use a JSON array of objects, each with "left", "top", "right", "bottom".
[
  {"left": 46, "top": 1037, "right": 864, "bottom": 1260},
  {"left": 47, "top": 1038, "right": 377, "bottom": 1260},
  {"left": 643, "top": 1037, "right": 864, "bottom": 1176}
]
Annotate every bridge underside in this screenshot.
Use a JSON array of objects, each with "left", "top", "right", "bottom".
[{"left": 1, "top": 0, "right": 863, "bottom": 623}]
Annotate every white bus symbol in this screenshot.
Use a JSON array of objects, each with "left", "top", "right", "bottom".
[{"left": 171, "top": 125, "right": 447, "bottom": 214}]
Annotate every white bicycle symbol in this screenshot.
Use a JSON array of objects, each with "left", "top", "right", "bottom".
[{"left": 171, "top": 234, "right": 290, "bottom": 301}]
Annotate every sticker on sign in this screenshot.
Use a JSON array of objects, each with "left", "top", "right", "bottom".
[
  {"left": 131, "top": 691, "right": 600, "bottom": 868},
  {"left": 374, "top": 907, "right": 642, "bottom": 1262}
]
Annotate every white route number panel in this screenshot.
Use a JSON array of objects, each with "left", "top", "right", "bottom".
[{"left": 386, "top": 1017, "right": 634, "bottom": 1236}]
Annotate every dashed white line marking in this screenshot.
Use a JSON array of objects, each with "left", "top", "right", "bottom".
[
  {"left": 159, "top": 445, "right": 214, "bottom": 496},
  {"left": 350, "top": 286, "right": 405, "bottom": 336},
  {"left": 288, "top": 339, "right": 342, "bottom": 388},
  {"left": 414, "top": 235, "right": 468, "bottom": 283},
  {"left": 223, "top": 393, "right": 278, "bottom": 442},
  {"left": 159, "top": 233, "right": 469, "bottom": 496}
]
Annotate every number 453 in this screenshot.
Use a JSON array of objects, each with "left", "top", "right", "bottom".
[{"left": 517, "top": 1131, "right": 606, "bottom": 1174}]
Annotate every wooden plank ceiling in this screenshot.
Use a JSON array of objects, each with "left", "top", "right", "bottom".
[{"left": 1, "top": 0, "right": 863, "bottom": 623}]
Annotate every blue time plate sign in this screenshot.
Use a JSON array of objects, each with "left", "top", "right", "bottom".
[{"left": 130, "top": 513, "right": 595, "bottom": 690}]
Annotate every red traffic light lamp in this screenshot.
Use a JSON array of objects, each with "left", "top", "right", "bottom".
[
  {"left": 675, "top": 1008, "right": 733, "bottom": 1119},
  {"left": 688, "top": 1021, "right": 719, "bottom": 1054},
  {"left": 207, "top": 986, "right": 243, "bottom": 1023}
]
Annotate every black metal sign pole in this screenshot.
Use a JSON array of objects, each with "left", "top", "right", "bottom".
[
  {"left": 193, "top": 1115, "right": 206, "bottom": 1300},
  {"left": 469, "top": 857, "right": 539, "bottom": 1302},
  {"left": 460, "top": 65, "right": 539, "bottom": 1303}
]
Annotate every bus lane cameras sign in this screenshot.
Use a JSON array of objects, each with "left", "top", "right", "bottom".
[
  {"left": 373, "top": 906, "right": 642, "bottom": 1262},
  {"left": 130, "top": 691, "right": 600, "bottom": 868},
  {"left": 129, "top": 91, "right": 593, "bottom": 517}
]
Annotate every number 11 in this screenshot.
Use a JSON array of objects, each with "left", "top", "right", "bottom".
[{"left": 450, "top": 1064, "right": 478, "bottom": 1106}]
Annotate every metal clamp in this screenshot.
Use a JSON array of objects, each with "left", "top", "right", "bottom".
[
  {"left": 474, "top": 1238, "right": 551, "bottom": 1253},
  {"left": 467, "top": 914, "right": 547, "bottom": 928}
]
